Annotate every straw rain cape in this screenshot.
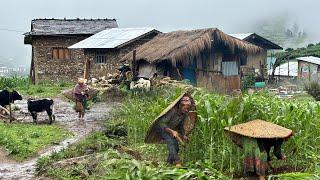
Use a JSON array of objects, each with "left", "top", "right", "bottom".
[{"left": 145, "top": 92, "right": 197, "bottom": 144}]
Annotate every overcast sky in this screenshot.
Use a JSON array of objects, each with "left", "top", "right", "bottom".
[{"left": 1, "top": 0, "right": 319, "bottom": 66}]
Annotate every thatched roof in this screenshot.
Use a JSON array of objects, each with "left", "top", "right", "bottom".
[{"left": 121, "top": 28, "right": 263, "bottom": 66}]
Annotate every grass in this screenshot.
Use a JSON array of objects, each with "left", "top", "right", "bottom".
[
  {"left": 0, "top": 122, "right": 71, "bottom": 161},
  {"left": 35, "top": 86, "right": 320, "bottom": 179},
  {"left": 36, "top": 131, "right": 125, "bottom": 174},
  {"left": 114, "top": 87, "right": 320, "bottom": 177},
  {"left": 37, "top": 129, "right": 230, "bottom": 180},
  {"left": 0, "top": 76, "right": 73, "bottom": 98},
  {"left": 42, "top": 149, "right": 230, "bottom": 180}
]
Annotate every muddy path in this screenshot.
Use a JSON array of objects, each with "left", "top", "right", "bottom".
[{"left": 0, "top": 96, "right": 117, "bottom": 180}]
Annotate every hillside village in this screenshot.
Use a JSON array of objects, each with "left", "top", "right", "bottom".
[{"left": 0, "top": 1, "right": 320, "bottom": 180}]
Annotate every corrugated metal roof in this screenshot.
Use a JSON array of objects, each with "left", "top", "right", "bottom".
[
  {"left": 268, "top": 62, "right": 298, "bottom": 77},
  {"left": 69, "top": 27, "right": 157, "bottom": 49},
  {"left": 228, "top": 33, "right": 253, "bottom": 40},
  {"left": 25, "top": 19, "right": 118, "bottom": 36},
  {"left": 296, "top": 56, "right": 320, "bottom": 65}
]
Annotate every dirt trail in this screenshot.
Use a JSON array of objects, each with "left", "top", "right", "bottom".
[{"left": 0, "top": 97, "right": 117, "bottom": 180}]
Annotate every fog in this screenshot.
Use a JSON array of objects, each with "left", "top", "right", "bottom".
[{"left": 0, "top": 0, "right": 319, "bottom": 67}]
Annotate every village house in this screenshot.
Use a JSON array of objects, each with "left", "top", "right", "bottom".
[
  {"left": 68, "top": 27, "right": 160, "bottom": 79},
  {"left": 24, "top": 18, "right": 118, "bottom": 84},
  {"left": 269, "top": 56, "right": 320, "bottom": 80},
  {"left": 228, "top": 33, "right": 283, "bottom": 78},
  {"left": 121, "top": 28, "right": 282, "bottom": 92},
  {"left": 296, "top": 56, "right": 320, "bottom": 79}
]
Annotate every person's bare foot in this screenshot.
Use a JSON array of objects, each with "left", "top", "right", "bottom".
[
  {"left": 259, "top": 175, "right": 265, "bottom": 180},
  {"left": 175, "top": 163, "right": 182, "bottom": 167}
]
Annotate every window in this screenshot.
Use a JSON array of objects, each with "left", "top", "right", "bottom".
[
  {"left": 95, "top": 50, "right": 107, "bottom": 64},
  {"left": 52, "top": 48, "right": 70, "bottom": 59},
  {"left": 222, "top": 61, "right": 239, "bottom": 76}
]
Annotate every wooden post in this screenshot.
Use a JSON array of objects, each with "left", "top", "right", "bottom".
[
  {"left": 288, "top": 58, "right": 290, "bottom": 77},
  {"left": 83, "top": 59, "right": 90, "bottom": 80},
  {"left": 278, "top": 62, "right": 281, "bottom": 82},
  {"left": 30, "top": 47, "right": 35, "bottom": 84},
  {"left": 132, "top": 50, "right": 137, "bottom": 78},
  {"left": 308, "top": 64, "right": 311, "bottom": 81},
  {"left": 9, "top": 103, "right": 12, "bottom": 123}
]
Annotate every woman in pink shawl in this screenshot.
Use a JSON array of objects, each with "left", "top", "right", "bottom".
[{"left": 73, "top": 78, "right": 89, "bottom": 118}]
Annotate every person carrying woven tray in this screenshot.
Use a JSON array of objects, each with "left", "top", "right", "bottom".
[
  {"left": 144, "top": 92, "right": 197, "bottom": 166},
  {"left": 73, "top": 78, "right": 89, "bottom": 119},
  {"left": 224, "top": 120, "right": 293, "bottom": 180}
]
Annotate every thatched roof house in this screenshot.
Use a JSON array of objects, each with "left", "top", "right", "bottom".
[
  {"left": 122, "top": 28, "right": 265, "bottom": 92},
  {"left": 123, "top": 28, "right": 261, "bottom": 65}
]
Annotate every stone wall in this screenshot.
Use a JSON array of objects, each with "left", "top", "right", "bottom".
[{"left": 32, "top": 35, "right": 89, "bottom": 83}]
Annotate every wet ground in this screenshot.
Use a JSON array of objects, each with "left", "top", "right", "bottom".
[{"left": 0, "top": 97, "right": 117, "bottom": 180}]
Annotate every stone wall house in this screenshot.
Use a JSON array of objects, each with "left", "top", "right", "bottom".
[
  {"left": 69, "top": 27, "right": 161, "bottom": 79},
  {"left": 24, "top": 18, "right": 118, "bottom": 84}
]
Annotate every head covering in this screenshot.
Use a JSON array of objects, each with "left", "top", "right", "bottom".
[
  {"left": 224, "top": 119, "right": 293, "bottom": 139},
  {"left": 145, "top": 92, "right": 197, "bottom": 144}
]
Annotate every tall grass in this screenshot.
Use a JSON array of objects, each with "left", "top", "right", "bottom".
[
  {"left": 0, "top": 76, "right": 30, "bottom": 90},
  {"left": 117, "top": 87, "right": 320, "bottom": 176}
]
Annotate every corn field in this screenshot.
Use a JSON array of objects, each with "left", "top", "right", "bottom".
[
  {"left": 118, "top": 87, "right": 320, "bottom": 177},
  {"left": 0, "top": 76, "right": 30, "bottom": 89}
]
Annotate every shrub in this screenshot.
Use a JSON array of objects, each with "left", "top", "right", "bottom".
[
  {"left": 307, "top": 43, "right": 315, "bottom": 48},
  {"left": 304, "top": 81, "right": 320, "bottom": 101},
  {"left": 285, "top": 48, "right": 294, "bottom": 52},
  {"left": 241, "top": 73, "right": 255, "bottom": 90}
]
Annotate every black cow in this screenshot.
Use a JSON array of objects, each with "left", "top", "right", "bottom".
[
  {"left": 27, "top": 98, "right": 55, "bottom": 124},
  {"left": 0, "top": 90, "right": 23, "bottom": 107}
]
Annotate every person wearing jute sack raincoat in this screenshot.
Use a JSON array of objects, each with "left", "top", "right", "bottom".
[
  {"left": 145, "top": 92, "right": 197, "bottom": 166},
  {"left": 73, "top": 78, "right": 89, "bottom": 119},
  {"left": 224, "top": 120, "right": 293, "bottom": 180}
]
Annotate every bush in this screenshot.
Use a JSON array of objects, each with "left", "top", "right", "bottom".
[
  {"left": 307, "top": 43, "right": 315, "bottom": 48},
  {"left": 285, "top": 48, "right": 294, "bottom": 52},
  {"left": 241, "top": 73, "right": 255, "bottom": 90},
  {"left": 304, "top": 81, "right": 320, "bottom": 101}
]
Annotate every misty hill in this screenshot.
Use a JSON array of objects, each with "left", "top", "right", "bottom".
[{"left": 250, "top": 15, "right": 307, "bottom": 49}]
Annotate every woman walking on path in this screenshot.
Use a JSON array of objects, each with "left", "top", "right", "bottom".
[{"left": 73, "top": 78, "right": 89, "bottom": 119}]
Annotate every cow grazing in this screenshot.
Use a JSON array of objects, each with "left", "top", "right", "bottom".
[
  {"left": 0, "top": 90, "right": 22, "bottom": 107},
  {"left": 27, "top": 98, "right": 55, "bottom": 124}
]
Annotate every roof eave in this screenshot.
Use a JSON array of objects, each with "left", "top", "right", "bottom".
[{"left": 244, "top": 33, "right": 283, "bottom": 50}]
